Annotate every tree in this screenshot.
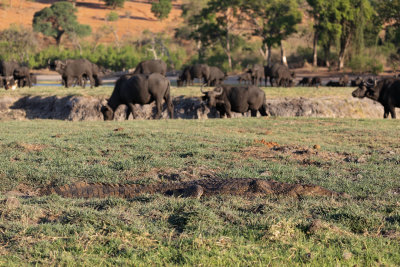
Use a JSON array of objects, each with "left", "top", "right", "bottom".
[
  {"left": 0, "top": 24, "right": 37, "bottom": 62},
  {"left": 306, "top": 0, "right": 341, "bottom": 67},
  {"left": 151, "top": 0, "right": 172, "bottom": 21},
  {"left": 102, "top": 0, "right": 125, "bottom": 9},
  {"left": 191, "top": 0, "right": 247, "bottom": 70},
  {"left": 336, "top": 0, "right": 373, "bottom": 70},
  {"left": 246, "top": 0, "right": 302, "bottom": 66},
  {"left": 33, "top": 2, "right": 91, "bottom": 46}
]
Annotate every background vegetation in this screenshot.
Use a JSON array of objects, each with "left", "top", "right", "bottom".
[{"left": 0, "top": 0, "right": 399, "bottom": 73}]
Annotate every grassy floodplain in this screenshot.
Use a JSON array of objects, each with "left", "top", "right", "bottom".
[{"left": 0, "top": 115, "right": 399, "bottom": 265}]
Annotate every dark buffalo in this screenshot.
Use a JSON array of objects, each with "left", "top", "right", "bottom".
[
  {"left": 177, "top": 66, "right": 193, "bottom": 87},
  {"left": 352, "top": 79, "right": 400, "bottom": 119},
  {"left": 339, "top": 75, "right": 349, "bottom": 87},
  {"left": 238, "top": 72, "right": 252, "bottom": 84},
  {"left": 247, "top": 64, "right": 264, "bottom": 86},
  {"left": 351, "top": 76, "right": 363, "bottom": 87},
  {"left": 101, "top": 73, "right": 174, "bottom": 120},
  {"left": 201, "top": 85, "right": 268, "bottom": 118},
  {"left": 0, "top": 60, "right": 19, "bottom": 89},
  {"left": 208, "top": 66, "right": 226, "bottom": 86},
  {"left": 133, "top": 59, "right": 167, "bottom": 76},
  {"left": 190, "top": 64, "right": 210, "bottom": 85},
  {"left": 326, "top": 80, "right": 341, "bottom": 87},
  {"left": 53, "top": 59, "right": 100, "bottom": 88},
  {"left": 298, "top": 77, "right": 312, "bottom": 86},
  {"left": 311, "top": 77, "right": 322, "bottom": 87},
  {"left": 270, "top": 63, "right": 294, "bottom": 87},
  {"left": 13, "top": 66, "right": 32, "bottom": 88}
]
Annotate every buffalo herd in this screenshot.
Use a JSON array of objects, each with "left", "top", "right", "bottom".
[{"left": 1, "top": 58, "right": 399, "bottom": 119}]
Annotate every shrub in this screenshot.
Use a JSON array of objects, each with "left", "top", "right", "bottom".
[
  {"left": 106, "top": 12, "right": 119, "bottom": 22},
  {"left": 347, "top": 54, "right": 384, "bottom": 75},
  {"left": 102, "top": 0, "right": 125, "bottom": 9}
]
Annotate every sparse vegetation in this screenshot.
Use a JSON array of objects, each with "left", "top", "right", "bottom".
[{"left": 0, "top": 117, "right": 399, "bottom": 265}]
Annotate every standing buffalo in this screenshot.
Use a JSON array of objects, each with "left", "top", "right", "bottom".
[
  {"left": 177, "top": 66, "right": 193, "bottom": 87},
  {"left": 208, "top": 66, "right": 226, "bottom": 86},
  {"left": 133, "top": 59, "right": 167, "bottom": 76},
  {"left": 201, "top": 85, "right": 268, "bottom": 118},
  {"left": 190, "top": 64, "right": 210, "bottom": 85},
  {"left": 352, "top": 79, "right": 400, "bottom": 119},
  {"left": 101, "top": 73, "right": 174, "bottom": 120},
  {"left": 238, "top": 72, "right": 252, "bottom": 84},
  {"left": 13, "top": 66, "right": 32, "bottom": 88},
  {"left": 247, "top": 64, "right": 265, "bottom": 86},
  {"left": 311, "top": 77, "right": 321, "bottom": 87},
  {"left": 0, "top": 60, "right": 19, "bottom": 89},
  {"left": 52, "top": 59, "right": 101, "bottom": 88}
]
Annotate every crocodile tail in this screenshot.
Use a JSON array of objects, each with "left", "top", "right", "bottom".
[{"left": 40, "top": 182, "right": 145, "bottom": 198}]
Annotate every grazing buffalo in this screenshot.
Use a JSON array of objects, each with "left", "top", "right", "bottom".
[
  {"left": 352, "top": 79, "right": 400, "bottom": 119},
  {"left": 208, "top": 66, "right": 226, "bottom": 86},
  {"left": 298, "top": 77, "right": 312, "bottom": 86},
  {"left": 0, "top": 60, "right": 19, "bottom": 89},
  {"left": 269, "top": 63, "right": 294, "bottom": 87},
  {"left": 190, "top": 64, "right": 210, "bottom": 85},
  {"left": 13, "top": 66, "right": 32, "bottom": 88},
  {"left": 311, "top": 77, "right": 321, "bottom": 87},
  {"left": 133, "top": 59, "right": 167, "bottom": 76},
  {"left": 326, "top": 81, "right": 341, "bottom": 87},
  {"left": 177, "top": 66, "right": 193, "bottom": 87},
  {"left": 52, "top": 59, "right": 101, "bottom": 88},
  {"left": 201, "top": 85, "right": 268, "bottom": 118},
  {"left": 238, "top": 72, "right": 252, "bottom": 84},
  {"left": 101, "top": 73, "right": 174, "bottom": 120}
]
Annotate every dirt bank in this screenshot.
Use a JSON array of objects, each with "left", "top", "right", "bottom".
[{"left": 0, "top": 95, "right": 386, "bottom": 121}]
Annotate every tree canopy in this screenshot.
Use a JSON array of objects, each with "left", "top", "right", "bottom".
[
  {"left": 33, "top": 2, "right": 91, "bottom": 46},
  {"left": 151, "top": 0, "right": 172, "bottom": 21}
]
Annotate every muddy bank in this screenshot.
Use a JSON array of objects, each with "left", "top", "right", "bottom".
[{"left": 0, "top": 95, "right": 386, "bottom": 121}]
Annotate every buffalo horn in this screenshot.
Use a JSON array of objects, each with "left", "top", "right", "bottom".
[
  {"left": 200, "top": 83, "right": 208, "bottom": 94},
  {"left": 214, "top": 86, "right": 223, "bottom": 95}
]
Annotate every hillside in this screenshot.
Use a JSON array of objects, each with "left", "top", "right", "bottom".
[{"left": 0, "top": 0, "right": 183, "bottom": 41}]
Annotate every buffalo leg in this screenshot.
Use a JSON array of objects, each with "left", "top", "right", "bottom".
[
  {"left": 250, "top": 110, "right": 258, "bottom": 117},
  {"left": 224, "top": 103, "right": 232, "bottom": 118},
  {"left": 384, "top": 107, "right": 390, "bottom": 119},
  {"left": 164, "top": 96, "right": 174, "bottom": 119},
  {"left": 389, "top": 107, "right": 396, "bottom": 119},
  {"left": 154, "top": 98, "right": 163, "bottom": 119},
  {"left": 259, "top": 105, "right": 268, "bottom": 116},
  {"left": 128, "top": 103, "right": 136, "bottom": 119}
]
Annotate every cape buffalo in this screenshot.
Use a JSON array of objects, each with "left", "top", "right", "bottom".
[
  {"left": 0, "top": 60, "right": 19, "bottom": 89},
  {"left": 248, "top": 64, "right": 264, "bottom": 86},
  {"left": 298, "top": 77, "right": 312, "bottom": 86},
  {"left": 101, "top": 73, "right": 174, "bottom": 120},
  {"left": 208, "top": 66, "right": 226, "bottom": 86},
  {"left": 190, "top": 64, "right": 210, "bottom": 86},
  {"left": 13, "top": 66, "right": 32, "bottom": 88},
  {"left": 311, "top": 77, "right": 321, "bottom": 87},
  {"left": 53, "top": 59, "right": 101, "bottom": 88},
  {"left": 177, "top": 66, "right": 193, "bottom": 87},
  {"left": 351, "top": 76, "right": 363, "bottom": 87},
  {"left": 269, "top": 63, "right": 294, "bottom": 87},
  {"left": 238, "top": 72, "right": 252, "bottom": 84},
  {"left": 339, "top": 75, "right": 349, "bottom": 87},
  {"left": 133, "top": 59, "right": 167, "bottom": 76},
  {"left": 201, "top": 85, "right": 268, "bottom": 118},
  {"left": 352, "top": 79, "right": 400, "bottom": 119}
]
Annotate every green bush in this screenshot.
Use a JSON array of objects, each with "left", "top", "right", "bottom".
[
  {"left": 347, "top": 54, "right": 384, "bottom": 75},
  {"left": 106, "top": 11, "right": 119, "bottom": 22}
]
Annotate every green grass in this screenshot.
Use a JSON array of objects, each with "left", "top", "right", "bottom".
[
  {"left": 0, "top": 118, "right": 399, "bottom": 265},
  {"left": 0, "top": 85, "right": 356, "bottom": 99}
]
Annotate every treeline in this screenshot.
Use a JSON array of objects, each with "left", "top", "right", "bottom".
[{"left": 1, "top": 0, "right": 400, "bottom": 74}]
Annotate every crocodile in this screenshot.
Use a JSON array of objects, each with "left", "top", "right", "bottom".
[{"left": 39, "top": 178, "right": 347, "bottom": 199}]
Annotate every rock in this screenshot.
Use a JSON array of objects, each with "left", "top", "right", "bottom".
[{"left": 2, "top": 197, "right": 20, "bottom": 210}]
